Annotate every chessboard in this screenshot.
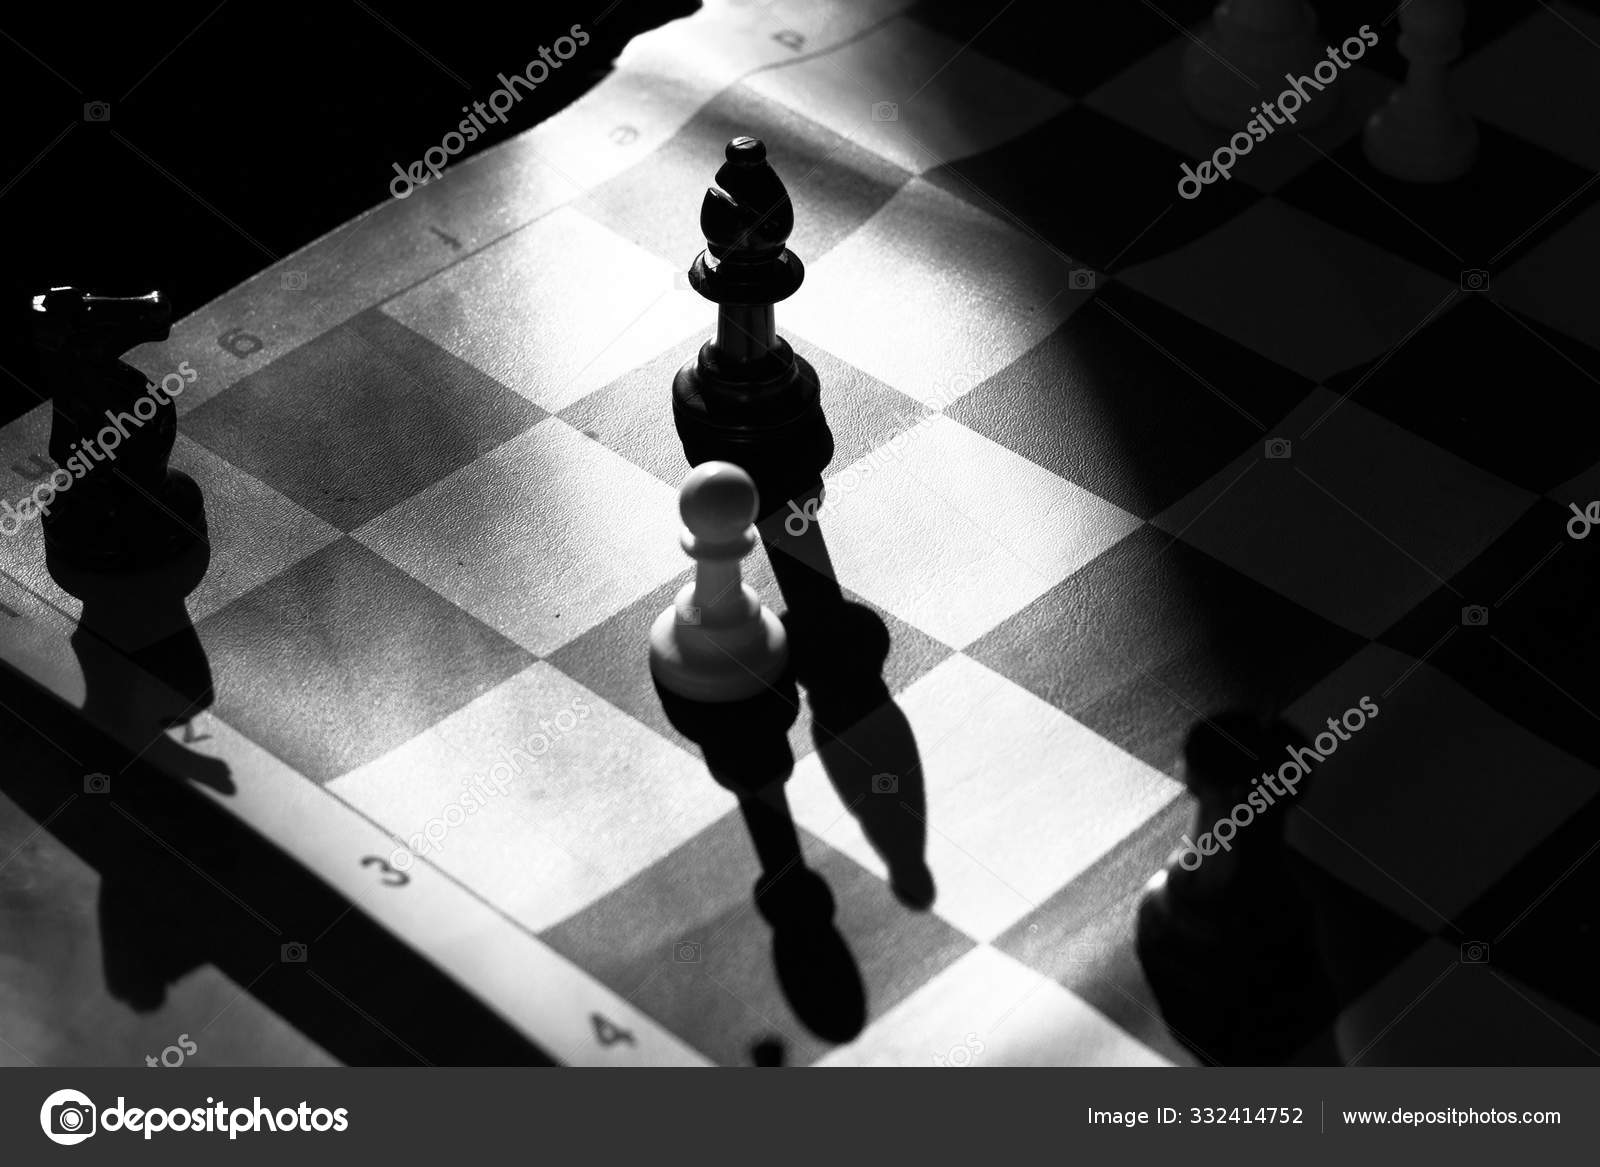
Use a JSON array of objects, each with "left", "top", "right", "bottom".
[{"left": 2, "top": 0, "right": 1599, "bottom": 1066}]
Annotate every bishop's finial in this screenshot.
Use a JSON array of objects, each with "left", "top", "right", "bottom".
[
  {"left": 700, "top": 136, "right": 793, "bottom": 264},
  {"left": 689, "top": 136, "right": 804, "bottom": 305},
  {"left": 669, "top": 135, "right": 832, "bottom": 523}
]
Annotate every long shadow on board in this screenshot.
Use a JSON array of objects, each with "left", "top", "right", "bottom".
[
  {"left": 0, "top": 674, "right": 550, "bottom": 1064},
  {"left": 657, "top": 677, "right": 869, "bottom": 1045},
  {"left": 46, "top": 537, "right": 231, "bottom": 793},
  {"left": 762, "top": 508, "right": 934, "bottom": 910}
]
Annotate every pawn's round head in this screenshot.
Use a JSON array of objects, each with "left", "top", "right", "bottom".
[{"left": 680, "top": 461, "right": 759, "bottom": 543}]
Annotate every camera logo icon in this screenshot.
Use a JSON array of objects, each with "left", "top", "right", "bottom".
[
  {"left": 83, "top": 101, "right": 111, "bottom": 123},
  {"left": 1068, "top": 268, "right": 1096, "bottom": 291},
  {"left": 673, "top": 940, "right": 702, "bottom": 963},
  {"left": 83, "top": 772, "right": 111, "bottom": 794},
  {"left": 40, "top": 1088, "right": 97, "bottom": 1145},
  {"left": 281, "top": 270, "right": 307, "bottom": 292},
  {"left": 1460, "top": 940, "right": 1490, "bottom": 964},
  {"left": 871, "top": 101, "right": 899, "bottom": 122},
  {"left": 280, "top": 941, "right": 308, "bottom": 963},
  {"left": 871, "top": 772, "right": 898, "bottom": 795},
  {"left": 1461, "top": 605, "right": 1489, "bottom": 627},
  {"left": 1066, "top": 941, "right": 1102, "bottom": 966},
  {"left": 1460, "top": 268, "right": 1490, "bottom": 293},
  {"left": 1265, "top": 438, "right": 1292, "bottom": 460}
]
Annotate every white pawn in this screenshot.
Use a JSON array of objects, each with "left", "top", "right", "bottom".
[
  {"left": 1182, "top": 0, "right": 1335, "bottom": 131},
  {"left": 650, "top": 461, "right": 788, "bottom": 702},
  {"left": 1363, "top": 0, "right": 1477, "bottom": 182}
]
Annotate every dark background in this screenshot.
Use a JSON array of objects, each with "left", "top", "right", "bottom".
[{"left": 0, "top": 0, "right": 693, "bottom": 425}]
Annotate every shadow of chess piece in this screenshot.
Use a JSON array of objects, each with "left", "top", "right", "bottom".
[
  {"left": 656, "top": 679, "right": 867, "bottom": 1044},
  {"left": 97, "top": 869, "right": 212, "bottom": 1012},
  {"left": 44, "top": 520, "right": 228, "bottom": 790},
  {"left": 750, "top": 1035, "right": 787, "bottom": 1067},
  {"left": 743, "top": 783, "right": 867, "bottom": 1044},
  {"left": 655, "top": 673, "right": 800, "bottom": 797},
  {"left": 45, "top": 539, "right": 228, "bottom": 792},
  {"left": 48, "top": 538, "right": 212, "bottom": 718},
  {"left": 1136, "top": 713, "right": 1340, "bottom": 1065},
  {"left": 672, "top": 137, "right": 833, "bottom": 520},
  {"left": 764, "top": 512, "right": 933, "bottom": 910},
  {"left": 30, "top": 286, "right": 207, "bottom": 571}
]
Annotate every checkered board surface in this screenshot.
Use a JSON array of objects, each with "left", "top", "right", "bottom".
[{"left": 3, "top": 0, "right": 1600, "bottom": 1065}]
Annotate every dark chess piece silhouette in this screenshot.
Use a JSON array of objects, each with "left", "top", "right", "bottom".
[
  {"left": 1137, "top": 713, "right": 1341, "bottom": 1064},
  {"left": 657, "top": 677, "right": 867, "bottom": 1044},
  {"left": 29, "top": 286, "right": 207, "bottom": 571},
  {"left": 30, "top": 284, "right": 221, "bottom": 786},
  {"left": 763, "top": 510, "right": 933, "bottom": 909},
  {"left": 742, "top": 783, "right": 867, "bottom": 1044},
  {"left": 672, "top": 136, "right": 833, "bottom": 521}
]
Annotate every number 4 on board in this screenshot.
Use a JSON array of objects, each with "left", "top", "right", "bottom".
[{"left": 591, "top": 1013, "right": 635, "bottom": 1048}]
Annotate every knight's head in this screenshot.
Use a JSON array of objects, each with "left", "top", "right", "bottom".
[{"left": 30, "top": 286, "right": 172, "bottom": 359}]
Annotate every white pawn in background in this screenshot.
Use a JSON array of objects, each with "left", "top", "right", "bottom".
[
  {"left": 650, "top": 461, "right": 788, "bottom": 703},
  {"left": 1363, "top": 0, "right": 1478, "bottom": 182},
  {"left": 1182, "top": 0, "right": 1336, "bottom": 131}
]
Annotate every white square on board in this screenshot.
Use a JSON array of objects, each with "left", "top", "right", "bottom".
[
  {"left": 382, "top": 206, "right": 678, "bottom": 412},
  {"left": 744, "top": 15, "right": 1070, "bottom": 176},
  {"left": 356, "top": 418, "right": 685, "bottom": 656},
  {"left": 790, "top": 654, "right": 1182, "bottom": 942},
  {"left": 785, "top": 178, "right": 1090, "bottom": 409},
  {"left": 810, "top": 415, "right": 1141, "bottom": 648},
  {"left": 817, "top": 946, "right": 1172, "bottom": 1066},
  {"left": 330, "top": 662, "right": 728, "bottom": 934}
]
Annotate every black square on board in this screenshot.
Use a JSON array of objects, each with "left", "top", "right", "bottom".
[
  {"left": 925, "top": 105, "right": 1264, "bottom": 274},
  {"left": 949, "top": 282, "right": 1316, "bottom": 518},
  {"left": 185, "top": 309, "right": 545, "bottom": 532},
  {"left": 197, "top": 537, "right": 535, "bottom": 783},
  {"left": 969, "top": 526, "right": 1367, "bottom": 772}
]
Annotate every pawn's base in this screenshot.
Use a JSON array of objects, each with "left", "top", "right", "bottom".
[
  {"left": 1136, "top": 864, "right": 1339, "bottom": 1065},
  {"left": 649, "top": 604, "right": 789, "bottom": 703},
  {"left": 1363, "top": 98, "right": 1478, "bottom": 183}
]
